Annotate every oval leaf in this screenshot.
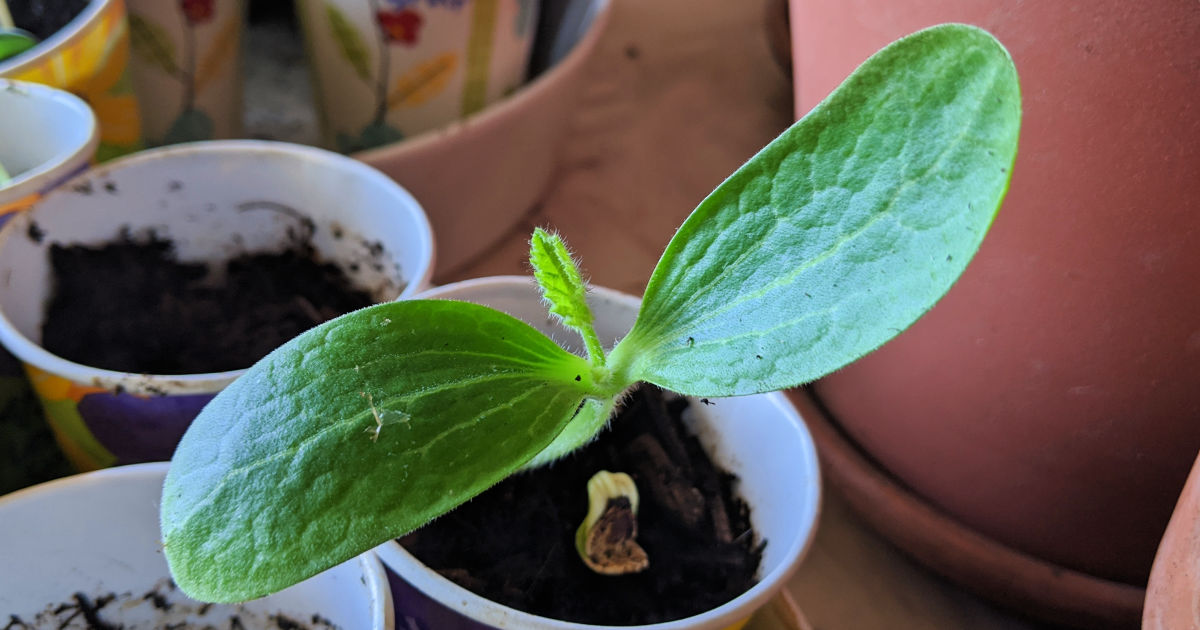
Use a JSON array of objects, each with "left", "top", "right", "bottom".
[
  {"left": 612, "top": 24, "right": 1021, "bottom": 396},
  {"left": 161, "top": 300, "right": 593, "bottom": 602},
  {"left": 325, "top": 2, "right": 372, "bottom": 82}
]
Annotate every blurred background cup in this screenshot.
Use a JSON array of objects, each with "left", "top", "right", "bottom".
[
  {"left": 125, "top": 0, "right": 247, "bottom": 145},
  {"left": 0, "top": 79, "right": 99, "bottom": 225},
  {"left": 0, "top": 79, "right": 99, "bottom": 495},
  {"left": 0, "top": 0, "right": 143, "bottom": 161},
  {"left": 296, "top": 0, "right": 540, "bottom": 153}
]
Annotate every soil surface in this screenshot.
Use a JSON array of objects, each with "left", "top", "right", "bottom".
[
  {"left": 40, "top": 234, "right": 374, "bottom": 374},
  {"left": 400, "top": 385, "right": 763, "bottom": 625},
  {"left": 10, "top": 0, "right": 91, "bottom": 42}
]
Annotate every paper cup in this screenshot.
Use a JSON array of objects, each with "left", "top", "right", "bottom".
[
  {"left": 297, "top": 0, "right": 539, "bottom": 152},
  {"left": 374, "top": 276, "right": 821, "bottom": 630},
  {"left": 0, "top": 80, "right": 99, "bottom": 225},
  {"left": 0, "top": 462, "right": 393, "bottom": 629},
  {"left": 126, "top": 0, "right": 246, "bottom": 145},
  {"left": 0, "top": 140, "right": 435, "bottom": 471},
  {"left": 0, "top": 0, "right": 144, "bottom": 161}
]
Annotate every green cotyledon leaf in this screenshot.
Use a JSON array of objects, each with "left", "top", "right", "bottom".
[
  {"left": 161, "top": 300, "right": 594, "bottom": 603},
  {"left": 607, "top": 23, "right": 1021, "bottom": 396}
]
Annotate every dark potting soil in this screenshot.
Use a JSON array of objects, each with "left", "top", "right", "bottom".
[
  {"left": 10, "top": 0, "right": 91, "bottom": 42},
  {"left": 4, "top": 579, "right": 342, "bottom": 629},
  {"left": 400, "top": 385, "right": 763, "bottom": 626},
  {"left": 40, "top": 235, "right": 375, "bottom": 374}
]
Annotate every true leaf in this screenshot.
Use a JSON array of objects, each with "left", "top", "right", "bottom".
[
  {"left": 529, "top": 228, "right": 597, "bottom": 346},
  {"left": 326, "top": 2, "right": 372, "bottom": 82},
  {"left": 161, "top": 300, "right": 593, "bottom": 602},
  {"left": 609, "top": 24, "right": 1021, "bottom": 396}
]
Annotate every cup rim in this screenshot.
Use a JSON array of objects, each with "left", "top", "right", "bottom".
[
  {"left": 0, "top": 80, "right": 99, "bottom": 202},
  {"left": 0, "top": 0, "right": 115, "bottom": 77},
  {"left": 375, "top": 275, "right": 822, "bottom": 630},
  {"left": 352, "top": 0, "right": 613, "bottom": 162},
  {"left": 0, "top": 462, "right": 395, "bottom": 630},
  {"left": 0, "top": 139, "right": 435, "bottom": 395}
]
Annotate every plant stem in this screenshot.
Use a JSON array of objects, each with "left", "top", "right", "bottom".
[{"left": 581, "top": 326, "right": 606, "bottom": 368}]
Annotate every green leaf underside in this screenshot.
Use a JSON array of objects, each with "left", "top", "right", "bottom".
[
  {"left": 611, "top": 24, "right": 1020, "bottom": 396},
  {"left": 161, "top": 300, "right": 592, "bottom": 602}
]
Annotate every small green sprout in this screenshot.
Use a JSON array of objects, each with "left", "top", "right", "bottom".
[
  {"left": 0, "top": 160, "right": 10, "bottom": 187},
  {"left": 575, "top": 471, "right": 648, "bottom": 575},
  {"left": 160, "top": 23, "right": 1021, "bottom": 603}
]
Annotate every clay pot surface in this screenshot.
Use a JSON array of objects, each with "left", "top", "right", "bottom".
[{"left": 792, "top": 0, "right": 1200, "bottom": 585}]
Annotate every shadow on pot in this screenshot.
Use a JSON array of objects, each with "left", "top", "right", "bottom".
[{"left": 0, "top": 140, "right": 434, "bottom": 471}]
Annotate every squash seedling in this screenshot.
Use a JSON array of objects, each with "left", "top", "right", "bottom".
[{"left": 161, "top": 23, "right": 1021, "bottom": 603}]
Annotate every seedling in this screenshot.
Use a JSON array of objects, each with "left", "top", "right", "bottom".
[{"left": 161, "top": 24, "right": 1021, "bottom": 603}]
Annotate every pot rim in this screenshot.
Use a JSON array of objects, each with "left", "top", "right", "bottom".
[
  {"left": 375, "top": 275, "right": 822, "bottom": 630},
  {"left": 0, "top": 462, "right": 395, "bottom": 629},
  {"left": 0, "top": 139, "right": 435, "bottom": 396},
  {"left": 0, "top": 79, "right": 99, "bottom": 202},
  {"left": 0, "top": 0, "right": 116, "bottom": 77}
]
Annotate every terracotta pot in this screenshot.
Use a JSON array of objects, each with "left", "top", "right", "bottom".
[
  {"left": 1144, "top": 452, "right": 1200, "bottom": 629},
  {"left": 791, "top": 0, "right": 1200, "bottom": 587}
]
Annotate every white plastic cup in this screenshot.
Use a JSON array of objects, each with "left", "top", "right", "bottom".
[
  {"left": 374, "top": 276, "right": 821, "bottom": 630},
  {"left": 0, "top": 462, "right": 394, "bottom": 629},
  {"left": 0, "top": 140, "right": 435, "bottom": 471},
  {"left": 0, "top": 80, "right": 99, "bottom": 225}
]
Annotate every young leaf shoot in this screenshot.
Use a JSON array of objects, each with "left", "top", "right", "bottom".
[{"left": 161, "top": 23, "right": 1021, "bottom": 603}]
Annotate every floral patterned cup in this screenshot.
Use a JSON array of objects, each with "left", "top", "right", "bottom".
[
  {"left": 125, "top": 0, "right": 246, "bottom": 145},
  {"left": 0, "top": 0, "right": 143, "bottom": 161},
  {"left": 297, "top": 0, "right": 540, "bottom": 153}
]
